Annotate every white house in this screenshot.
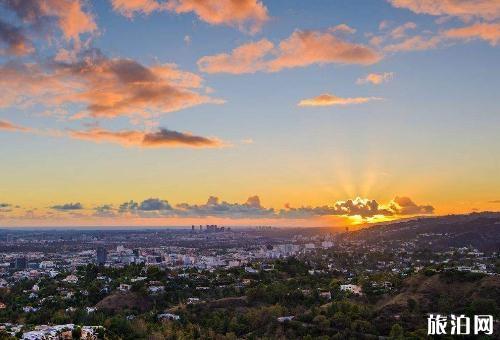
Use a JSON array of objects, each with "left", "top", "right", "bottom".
[
  {"left": 119, "top": 283, "right": 132, "bottom": 292},
  {"left": 148, "top": 286, "right": 165, "bottom": 295},
  {"left": 340, "top": 284, "right": 362, "bottom": 295},
  {"left": 244, "top": 267, "right": 259, "bottom": 274},
  {"left": 277, "top": 316, "right": 294, "bottom": 323},
  {"left": 62, "top": 274, "right": 78, "bottom": 284},
  {"left": 319, "top": 291, "right": 332, "bottom": 300},
  {"left": 157, "top": 313, "right": 180, "bottom": 321},
  {"left": 187, "top": 297, "right": 200, "bottom": 304}
]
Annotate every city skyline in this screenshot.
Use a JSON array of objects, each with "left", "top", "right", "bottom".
[{"left": 1, "top": 0, "right": 499, "bottom": 227}]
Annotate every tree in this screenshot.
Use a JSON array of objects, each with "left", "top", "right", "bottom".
[
  {"left": 351, "top": 319, "right": 376, "bottom": 334},
  {"left": 312, "top": 315, "right": 330, "bottom": 328},
  {"left": 407, "top": 298, "right": 417, "bottom": 312},
  {"left": 72, "top": 326, "right": 82, "bottom": 340},
  {"left": 468, "top": 298, "right": 498, "bottom": 317},
  {"left": 389, "top": 324, "right": 405, "bottom": 340}
]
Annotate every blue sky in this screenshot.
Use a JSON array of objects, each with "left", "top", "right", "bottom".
[{"left": 0, "top": 0, "right": 499, "bottom": 226}]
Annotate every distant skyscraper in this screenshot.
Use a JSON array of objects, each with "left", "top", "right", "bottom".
[
  {"left": 96, "top": 247, "right": 107, "bottom": 265},
  {"left": 14, "top": 257, "right": 27, "bottom": 270}
]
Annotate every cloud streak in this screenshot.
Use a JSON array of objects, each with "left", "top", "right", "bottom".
[
  {"left": 443, "top": 23, "right": 500, "bottom": 46},
  {"left": 50, "top": 202, "right": 83, "bottom": 211},
  {"left": 268, "top": 29, "right": 381, "bottom": 71},
  {"left": 389, "top": 22, "right": 417, "bottom": 39},
  {"left": 356, "top": 72, "right": 394, "bottom": 85},
  {"left": 198, "top": 39, "right": 274, "bottom": 74},
  {"left": 384, "top": 1, "right": 500, "bottom": 49},
  {"left": 111, "top": 0, "right": 269, "bottom": 33},
  {"left": 69, "top": 127, "right": 223, "bottom": 148},
  {"left": 0, "top": 203, "right": 12, "bottom": 212},
  {"left": 387, "top": 0, "right": 500, "bottom": 21},
  {"left": 0, "top": 119, "right": 28, "bottom": 131},
  {"left": 198, "top": 27, "right": 382, "bottom": 74},
  {"left": 383, "top": 34, "right": 442, "bottom": 52},
  {"left": 298, "top": 93, "right": 382, "bottom": 107}
]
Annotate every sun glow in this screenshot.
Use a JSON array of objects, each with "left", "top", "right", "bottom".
[{"left": 347, "top": 214, "right": 395, "bottom": 225}]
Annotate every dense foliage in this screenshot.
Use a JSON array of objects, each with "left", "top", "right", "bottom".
[{"left": 0, "top": 253, "right": 498, "bottom": 339}]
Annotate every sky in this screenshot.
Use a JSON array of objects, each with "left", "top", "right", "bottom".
[{"left": 0, "top": 0, "right": 499, "bottom": 228}]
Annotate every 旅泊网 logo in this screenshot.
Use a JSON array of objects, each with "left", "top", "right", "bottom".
[{"left": 428, "top": 314, "right": 493, "bottom": 335}]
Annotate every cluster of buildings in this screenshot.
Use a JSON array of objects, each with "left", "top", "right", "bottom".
[
  {"left": 87, "top": 239, "right": 335, "bottom": 271},
  {"left": 1, "top": 323, "right": 102, "bottom": 340},
  {"left": 0, "top": 226, "right": 497, "bottom": 339}
]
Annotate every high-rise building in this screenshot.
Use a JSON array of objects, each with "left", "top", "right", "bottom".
[
  {"left": 96, "top": 247, "right": 107, "bottom": 265},
  {"left": 14, "top": 257, "right": 27, "bottom": 270}
]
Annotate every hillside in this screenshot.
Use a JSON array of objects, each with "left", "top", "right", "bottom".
[
  {"left": 350, "top": 212, "right": 500, "bottom": 251},
  {"left": 95, "top": 291, "right": 152, "bottom": 313},
  {"left": 375, "top": 272, "right": 500, "bottom": 334}
]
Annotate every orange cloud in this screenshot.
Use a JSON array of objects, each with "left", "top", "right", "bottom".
[
  {"left": 1, "top": 0, "right": 96, "bottom": 44},
  {"left": 64, "top": 56, "right": 222, "bottom": 119},
  {"left": 268, "top": 29, "right": 382, "bottom": 71},
  {"left": 388, "top": 0, "right": 500, "bottom": 21},
  {"left": 52, "top": 0, "right": 97, "bottom": 42},
  {"left": 281, "top": 196, "right": 434, "bottom": 218},
  {"left": 0, "top": 50, "right": 222, "bottom": 119},
  {"left": 0, "top": 119, "right": 28, "bottom": 131},
  {"left": 198, "top": 28, "right": 382, "bottom": 74},
  {"left": 367, "top": 22, "right": 397, "bottom": 48},
  {"left": 329, "top": 24, "right": 357, "bottom": 35},
  {"left": 444, "top": 23, "right": 500, "bottom": 46},
  {"left": 388, "top": 196, "right": 434, "bottom": 215},
  {"left": 0, "top": 20, "right": 34, "bottom": 56},
  {"left": 0, "top": 61, "right": 73, "bottom": 108},
  {"left": 112, "top": 0, "right": 269, "bottom": 33},
  {"left": 390, "top": 22, "right": 417, "bottom": 39},
  {"left": 198, "top": 39, "right": 274, "bottom": 74},
  {"left": 69, "top": 127, "right": 223, "bottom": 148},
  {"left": 356, "top": 72, "right": 394, "bottom": 85},
  {"left": 298, "top": 93, "right": 382, "bottom": 107},
  {"left": 383, "top": 35, "right": 442, "bottom": 52},
  {"left": 111, "top": 0, "right": 165, "bottom": 16},
  {"left": 382, "top": 22, "right": 500, "bottom": 52}
]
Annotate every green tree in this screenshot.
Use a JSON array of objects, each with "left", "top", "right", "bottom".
[
  {"left": 389, "top": 324, "right": 405, "bottom": 340},
  {"left": 72, "top": 326, "right": 82, "bottom": 340},
  {"left": 407, "top": 298, "right": 417, "bottom": 312}
]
